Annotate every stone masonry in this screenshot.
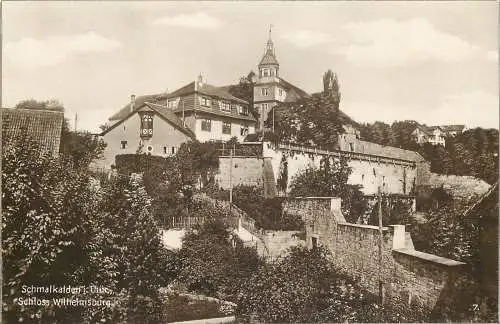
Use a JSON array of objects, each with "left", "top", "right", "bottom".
[{"left": 284, "top": 197, "right": 476, "bottom": 316}]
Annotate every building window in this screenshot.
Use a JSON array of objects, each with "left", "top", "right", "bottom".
[
  {"left": 221, "top": 101, "right": 231, "bottom": 112},
  {"left": 239, "top": 105, "right": 248, "bottom": 115},
  {"left": 263, "top": 69, "right": 269, "bottom": 77},
  {"left": 349, "top": 143, "right": 354, "bottom": 152},
  {"left": 140, "top": 113, "right": 154, "bottom": 138},
  {"left": 201, "top": 118, "right": 212, "bottom": 131},
  {"left": 222, "top": 121, "right": 231, "bottom": 134},
  {"left": 167, "top": 98, "right": 178, "bottom": 109},
  {"left": 278, "top": 88, "right": 283, "bottom": 96},
  {"left": 163, "top": 146, "right": 168, "bottom": 154},
  {"left": 241, "top": 125, "right": 249, "bottom": 136},
  {"left": 373, "top": 168, "right": 376, "bottom": 176},
  {"left": 270, "top": 69, "right": 275, "bottom": 76},
  {"left": 261, "top": 88, "right": 269, "bottom": 96},
  {"left": 121, "top": 140, "right": 127, "bottom": 149},
  {"left": 171, "top": 147, "right": 176, "bottom": 155},
  {"left": 201, "top": 97, "right": 211, "bottom": 107},
  {"left": 262, "top": 103, "right": 268, "bottom": 112}
]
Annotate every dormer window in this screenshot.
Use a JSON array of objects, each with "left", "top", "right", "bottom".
[
  {"left": 139, "top": 113, "right": 154, "bottom": 138},
  {"left": 239, "top": 105, "right": 248, "bottom": 115},
  {"left": 221, "top": 101, "right": 231, "bottom": 112},
  {"left": 201, "top": 97, "right": 211, "bottom": 107}
]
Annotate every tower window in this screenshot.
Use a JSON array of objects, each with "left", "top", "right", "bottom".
[
  {"left": 261, "top": 88, "right": 269, "bottom": 96},
  {"left": 121, "top": 141, "right": 127, "bottom": 149},
  {"left": 262, "top": 103, "right": 269, "bottom": 112},
  {"left": 263, "top": 69, "right": 269, "bottom": 77},
  {"left": 222, "top": 121, "right": 231, "bottom": 134},
  {"left": 200, "top": 97, "right": 211, "bottom": 107},
  {"left": 278, "top": 88, "right": 283, "bottom": 96}
]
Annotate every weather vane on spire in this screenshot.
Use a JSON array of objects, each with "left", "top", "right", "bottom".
[{"left": 269, "top": 24, "right": 274, "bottom": 40}]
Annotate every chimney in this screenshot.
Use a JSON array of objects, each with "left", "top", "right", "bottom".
[
  {"left": 130, "top": 94, "right": 136, "bottom": 112},
  {"left": 197, "top": 73, "right": 204, "bottom": 89}
]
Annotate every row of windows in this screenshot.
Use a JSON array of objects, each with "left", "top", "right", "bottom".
[
  {"left": 260, "top": 68, "right": 277, "bottom": 77},
  {"left": 201, "top": 118, "right": 249, "bottom": 136},
  {"left": 200, "top": 96, "right": 249, "bottom": 115},
  {"left": 120, "top": 140, "right": 177, "bottom": 155},
  {"left": 260, "top": 88, "right": 284, "bottom": 97}
]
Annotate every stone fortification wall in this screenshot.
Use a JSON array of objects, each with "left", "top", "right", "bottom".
[
  {"left": 263, "top": 142, "right": 419, "bottom": 196},
  {"left": 283, "top": 197, "right": 475, "bottom": 315},
  {"left": 215, "top": 157, "right": 263, "bottom": 189}
]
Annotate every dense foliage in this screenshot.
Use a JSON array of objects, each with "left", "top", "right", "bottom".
[
  {"left": 115, "top": 141, "right": 220, "bottom": 228},
  {"left": 2, "top": 137, "right": 166, "bottom": 323},
  {"left": 288, "top": 157, "right": 368, "bottom": 222},
  {"left": 205, "top": 184, "right": 304, "bottom": 230},
  {"left": 267, "top": 70, "right": 347, "bottom": 150},
  {"left": 170, "top": 219, "right": 263, "bottom": 301},
  {"left": 359, "top": 121, "right": 498, "bottom": 184},
  {"left": 237, "top": 246, "right": 424, "bottom": 323}
]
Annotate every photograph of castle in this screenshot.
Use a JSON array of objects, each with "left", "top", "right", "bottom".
[{"left": 2, "top": 1, "right": 498, "bottom": 323}]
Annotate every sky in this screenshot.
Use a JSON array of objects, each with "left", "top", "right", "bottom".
[{"left": 2, "top": 1, "right": 499, "bottom": 132}]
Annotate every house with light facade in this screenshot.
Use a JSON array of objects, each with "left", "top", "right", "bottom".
[
  {"left": 411, "top": 124, "right": 467, "bottom": 147},
  {"left": 100, "top": 76, "right": 257, "bottom": 168},
  {"left": 99, "top": 30, "right": 310, "bottom": 168}
]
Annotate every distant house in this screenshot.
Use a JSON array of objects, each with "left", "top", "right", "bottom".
[
  {"left": 1, "top": 107, "right": 64, "bottom": 156},
  {"left": 440, "top": 124, "right": 467, "bottom": 137},
  {"left": 100, "top": 76, "right": 257, "bottom": 168},
  {"left": 411, "top": 125, "right": 446, "bottom": 146},
  {"left": 411, "top": 124, "right": 467, "bottom": 146}
]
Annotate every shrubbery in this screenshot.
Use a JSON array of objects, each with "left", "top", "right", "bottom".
[{"left": 2, "top": 139, "right": 167, "bottom": 323}]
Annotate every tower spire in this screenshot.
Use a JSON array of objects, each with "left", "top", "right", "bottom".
[{"left": 266, "top": 24, "right": 275, "bottom": 54}]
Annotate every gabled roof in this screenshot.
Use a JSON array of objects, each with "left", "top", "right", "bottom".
[
  {"left": 441, "top": 125, "right": 466, "bottom": 132},
  {"left": 101, "top": 102, "right": 196, "bottom": 139},
  {"left": 279, "top": 77, "right": 310, "bottom": 102},
  {"left": 108, "top": 82, "right": 249, "bottom": 122},
  {"left": 167, "top": 81, "right": 249, "bottom": 105},
  {"left": 109, "top": 93, "right": 164, "bottom": 121},
  {"left": 1, "top": 108, "right": 64, "bottom": 155}
]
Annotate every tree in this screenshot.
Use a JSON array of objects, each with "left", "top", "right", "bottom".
[
  {"left": 322, "top": 69, "right": 341, "bottom": 109},
  {"left": 15, "top": 99, "right": 65, "bottom": 112},
  {"left": 268, "top": 71, "right": 346, "bottom": 150},
  {"left": 174, "top": 218, "right": 263, "bottom": 300},
  {"left": 60, "top": 122, "right": 107, "bottom": 169},
  {"left": 2, "top": 138, "right": 118, "bottom": 323},
  {"left": 289, "top": 157, "right": 368, "bottom": 222},
  {"left": 236, "top": 246, "right": 420, "bottom": 323}
]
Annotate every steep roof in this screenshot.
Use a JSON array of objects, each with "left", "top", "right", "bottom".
[
  {"left": 101, "top": 102, "right": 196, "bottom": 139},
  {"left": 109, "top": 94, "right": 164, "bottom": 121},
  {"left": 108, "top": 82, "right": 249, "bottom": 122},
  {"left": 279, "top": 77, "right": 310, "bottom": 102},
  {"left": 441, "top": 125, "right": 466, "bottom": 132},
  {"left": 259, "top": 51, "right": 279, "bottom": 66},
  {"left": 1, "top": 108, "right": 64, "bottom": 155},
  {"left": 358, "top": 140, "right": 426, "bottom": 162}
]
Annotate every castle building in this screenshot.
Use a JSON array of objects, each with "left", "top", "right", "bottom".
[
  {"left": 253, "top": 29, "right": 309, "bottom": 130},
  {"left": 100, "top": 75, "right": 256, "bottom": 168}
]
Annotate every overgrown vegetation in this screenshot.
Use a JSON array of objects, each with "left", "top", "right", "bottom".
[
  {"left": 205, "top": 184, "right": 304, "bottom": 230},
  {"left": 237, "top": 246, "right": 426, "bottom": 323},
  {"left": 288, "top": 157, "right": 368, "bottom": 223},
  {"left": 2, "top": 138, "right": 167, "bottom": 323},
  {"left": 359, "top": 121, "right": 498, "bottom": 184}
]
